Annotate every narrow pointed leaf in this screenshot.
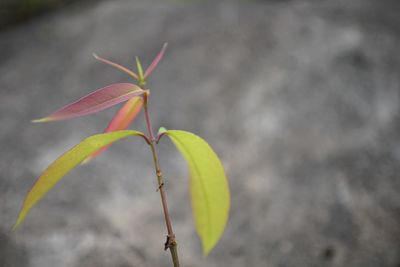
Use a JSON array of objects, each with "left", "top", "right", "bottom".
[
  {"left": 135, "top": 56, "right": 145, "bottom": 82},
  {"left": 93, "top": 53, "right": 139, "bottom": 80},
  {"left": 32, "top": 83, "right": 144, "bottom": 122},
  {"left": 13, "top": 130, "right": 145, "bottom": 230},
  {"left": 164, "top": 130, "right": 230, "bottom": 255},
  {"left": 104, "top": 97, "right": 143, "bottom": 131},
  {"left": 82, "top": 97, "right": 144, "bottom": 164},
  {"left": 144, "top": 43, "right": 168, "bottom": 79}
]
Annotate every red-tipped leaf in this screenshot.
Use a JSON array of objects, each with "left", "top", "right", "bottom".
[
  {"left": 93, "top": 53, "right": 139, "bottom": 80},
  {"left": 33, "top": 83, "right": 144, "bottom": 122},
  {"left": 82, "top": 96, "right": 144, "bottom": 163},
  {"left": 144, "top": 43, "right": 168, "bottom": 79}
]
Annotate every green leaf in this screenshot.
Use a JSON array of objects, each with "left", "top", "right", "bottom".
[
  {"left": 13, "top": 130, "right": 145, "bottom": 230},
  {"left": 165, "top": 130, "right": 230, "bottom": 255},
  {"left": 135, "top": 56, "right": 145, "bottom": 87}
]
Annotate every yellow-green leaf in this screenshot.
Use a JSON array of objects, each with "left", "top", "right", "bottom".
[
  {"left": 165, "top": 130, "right": 230, "bottom": 255},
  {"left": 13, "top": 130, "right": 145, "bottom": 230}
]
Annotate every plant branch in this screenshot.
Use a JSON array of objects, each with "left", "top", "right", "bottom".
[
  {"left": 143, "top": 91, "right": 180, "bottom": 267},
  {"left": 143, "top": 91, "right": 156, "bottom": 141}
]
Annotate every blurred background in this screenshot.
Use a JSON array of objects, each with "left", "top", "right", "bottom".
[{"left": 1, "top": 0, "right": 399, "bottom": 266}]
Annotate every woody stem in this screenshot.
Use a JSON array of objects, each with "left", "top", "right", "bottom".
[{"left": 143, "top": 91, "right": 180, "bottom": 267}]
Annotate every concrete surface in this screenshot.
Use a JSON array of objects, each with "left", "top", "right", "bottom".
[{"left": 0, "top": 0, "right": 399, "bottom": 266}]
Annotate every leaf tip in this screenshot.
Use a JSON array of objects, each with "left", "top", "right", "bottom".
[
  {"left": 31, "top": 117, "right": 51, "bottom": 123},
  {"left": 12, "top": 211, "right": 26, "bottom": 232},
  {"left": 144, "top": 43, "right": 168, "bottom": 79},
  {"left": 202, "top": 247, "right": 211, "bottom": 257},
  {"left": 80, "top": 157, "right": 92, "bottom": 165},
  {"left": 201, "top": 238, "right": 217, "bottom": 257},
  {"left": 11, "top": 223, "right": 19, "bottom": 232}
]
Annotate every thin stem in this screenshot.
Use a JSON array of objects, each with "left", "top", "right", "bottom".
[
  {"left": 143, "top": 91, "right": 156, "bottom": 142},
  {"left": 143, "top": 92, "right": 180, "bottom": 267}
]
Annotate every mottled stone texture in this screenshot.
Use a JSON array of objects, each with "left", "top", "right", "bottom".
[{"left": 1, "top": 0, "right": 399, "bottom": 266}]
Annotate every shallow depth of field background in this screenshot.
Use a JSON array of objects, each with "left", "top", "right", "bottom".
[{"left": 1, "top": 0, "right": 399, "bottom": 266}]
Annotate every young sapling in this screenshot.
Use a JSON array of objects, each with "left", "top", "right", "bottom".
[{"left": 13, "top": 44, "right": 230, "bottom": 267}]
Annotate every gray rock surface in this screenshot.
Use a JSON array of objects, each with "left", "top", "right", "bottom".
[
  {"left": 1, "top": 0, "right": 399, "bottom": 266},
  {"left": 0, "top": 0, "right": 84, "bottom": 30}
]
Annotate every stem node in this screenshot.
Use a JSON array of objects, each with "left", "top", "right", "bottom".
[
  {"left": 156, "top": 182, "right": 164, "bottom": 192},
  {"left": 164, "top": 234, "right": 176, "bottom": 251}
]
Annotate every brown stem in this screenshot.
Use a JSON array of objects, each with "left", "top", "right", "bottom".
[{"left": 143, "top": 92, "right": 180, "bottom": 267}]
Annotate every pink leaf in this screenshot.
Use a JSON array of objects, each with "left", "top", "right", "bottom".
[
  {"left": 33, "top": 83, "right": 144, "bottom": 122},
  {"left": 93, "top": 53, "right": 139, "bottom": 80},
  {"left": 104, "top": 96, "right": 143, "bottom": 131},
  {"left": 144, "top": 43, "right": 168, "bottom": 79},
  {"left": 82, "top": 96, "right": 144, "bottom": 164}
]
